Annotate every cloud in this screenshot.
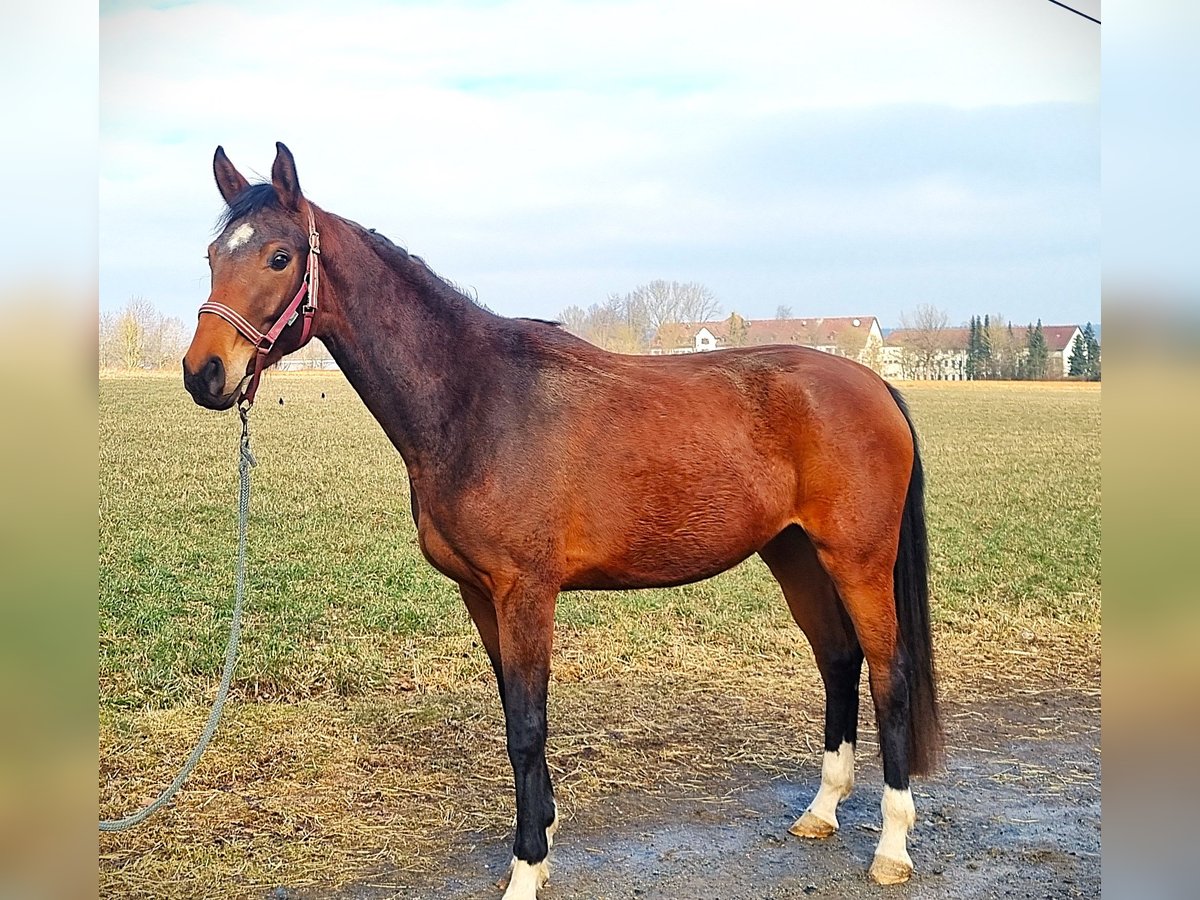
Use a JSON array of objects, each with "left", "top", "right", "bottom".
[{"left": 100, "top": 0, "right": 1100, "bottom": 326}]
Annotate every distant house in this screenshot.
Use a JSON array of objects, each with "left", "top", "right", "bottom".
[
  {"left": 652, "top": 316, "right": 885, "bottom": 369},
  {"left": 882, "top": 324, "right": 1086, "bottom": 380},
  {"left": 881, "top": 327, "right": 970, "bottom": 381},
  {"left": 276, "top": 356, "right": 340, "bottom": 371},
  {"left": 277, "top": 338, "right": 340, "bottom": 371},
  {"left": 1033, "top": 325, "right": 1085, "bottom": 379}
]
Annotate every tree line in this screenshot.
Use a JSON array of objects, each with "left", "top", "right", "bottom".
[
  {"left": 98, "top": 296, "right": 333, "bottom": 370},
  {"left": 557, "top": 280, "right": 722, "bottom": 353},
  {"left": 100, "top": 290, "right": 1098, "bottom": 383},
  {"left": 99, "top": 297, "right": 190, "bottom": 370},
  {"left": 963, "top": 315, "right": 1100, "bottom": 381}
]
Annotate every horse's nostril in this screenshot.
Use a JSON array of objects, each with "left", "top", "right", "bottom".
[{"left": 203, "top": 355, "right": 225, "bottom": 395}]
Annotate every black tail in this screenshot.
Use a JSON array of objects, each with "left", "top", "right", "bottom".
[{"left": 885, "top": 384, "right": 943, "bottom": 775}]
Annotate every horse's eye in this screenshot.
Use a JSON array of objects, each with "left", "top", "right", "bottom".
[{"left": 269, "top": 252, "right": 290, "bottom": 271}]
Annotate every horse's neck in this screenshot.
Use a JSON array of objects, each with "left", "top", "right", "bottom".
[{"left": 317, "top": 222, "right": 498, "bottom": 472}]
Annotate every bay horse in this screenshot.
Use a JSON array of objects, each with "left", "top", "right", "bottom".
[{"left": 183, "top": 143, "right": 941, "bottom": 897}]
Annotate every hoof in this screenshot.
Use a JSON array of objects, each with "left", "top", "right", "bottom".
[
  {"left": 789, "top": 810, "right": 838, "bottom": 839},
  {"left": 869, "top": 853, "right": 913, "bottom": 885}
]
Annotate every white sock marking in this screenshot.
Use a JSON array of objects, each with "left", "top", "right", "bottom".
[
  {"left": 547, "top": 799, "right": 559, "bottom": 847},
  {"left": 503, "top": 858, "right": 548, "bottom": 900},
  {"left": 875, "top": 786, "right": 916, "bottom": 867},
  {"left": 225, "top": 223, "right": 254, "bottom": 252},
  {"left": 501, "top": 802, "right": 557, "bottom": 900},
  {"left": 806, "top": 740, "right": 855, "bottom": 827}
]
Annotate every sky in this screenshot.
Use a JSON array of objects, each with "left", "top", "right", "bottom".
[{"left": 100, "top": 0, "right": 1101, "bottom": 328}]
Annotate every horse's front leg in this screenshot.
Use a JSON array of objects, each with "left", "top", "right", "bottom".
[{"left": 494, "top": 578, "right": 559, "bottom": 900}]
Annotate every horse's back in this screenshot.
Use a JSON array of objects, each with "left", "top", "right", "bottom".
[{"left": 548, "top": 341, "right": 908, "bottom": 469}]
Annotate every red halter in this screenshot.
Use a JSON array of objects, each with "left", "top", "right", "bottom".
[{"left": 198, "top": 209, "right": 321, "bottom": 408}]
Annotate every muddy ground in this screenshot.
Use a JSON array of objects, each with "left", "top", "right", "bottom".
[{"left": 314, "top": 677, "right": 1099, "bottom": 900}]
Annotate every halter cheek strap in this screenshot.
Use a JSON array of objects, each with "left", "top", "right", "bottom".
[{"left": 198, "top": 209, "right": 321, "bottom": 407}]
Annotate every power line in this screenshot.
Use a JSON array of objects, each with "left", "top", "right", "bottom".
[{"left": 1046, "top": 0, "right": 1101, "bottom": 24}]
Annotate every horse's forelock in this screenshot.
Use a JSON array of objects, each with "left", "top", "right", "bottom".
[{"left": 216, "top": 182, "right": 281, "bottom": 233}]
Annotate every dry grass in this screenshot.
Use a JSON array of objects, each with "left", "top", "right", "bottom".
[
  {"left": 99, "top": 618, "right": 1098, "bottom": 899},
  {"left": 99, "top": 374, "right": 1100, "bottom": 897}
]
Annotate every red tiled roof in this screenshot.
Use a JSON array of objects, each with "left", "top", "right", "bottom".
[
  {"left": 885, "top": 327, "right": 970, "bottom": 350},
  {"left": 885, "top": 324, "right": 1081, "bottom": 352},
  {"left": 1022, "top": 325, "right": 1081, "bottom": 352}
]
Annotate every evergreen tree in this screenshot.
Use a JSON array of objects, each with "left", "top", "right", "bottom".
[
  {"left": 966, "top": 316, "right": 978, "bottom": 380},
  {"left": 973, "top": 315, "right": 986, "bottom": 379},
  {"left": 1026, "top": 319, "right": 1048, "bottom": 380},
  {"left": 1068, "top": 327, "right": 1087, "bottom": 377},
  {"left": 1082, "top": 322, "right": 1101, "bottom": 380},
  {"left": 1003, "top": 322, "right": 1016, "bottom": 379},
  {"left": 980, "top": 314, "right": 992, "bottom": 379}
]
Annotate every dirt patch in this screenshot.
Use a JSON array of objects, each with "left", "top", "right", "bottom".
[{"left": 316, "top": 664, "right": 1099, "bottom": 899}]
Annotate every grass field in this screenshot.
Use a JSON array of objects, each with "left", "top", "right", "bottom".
[{"left": 98, "top": 372, "right": 1100, "bottom": 897}]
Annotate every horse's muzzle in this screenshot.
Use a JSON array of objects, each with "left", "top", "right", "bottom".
[{"left": 183, "top": 355, "right": 237, "bottom": 410}]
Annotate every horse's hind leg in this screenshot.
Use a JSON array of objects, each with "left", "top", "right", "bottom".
[
  {"left": 760, "top": 525, "right": 864, "bottom": 839},
  {"left": 809, "top": 534, "right": 918, "bottom": 885}
]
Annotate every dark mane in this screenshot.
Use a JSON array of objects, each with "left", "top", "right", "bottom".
[
  {"left": 359, "top": 224, "right": 494, "bottom": 316},
  {"left": 361, "top": 227, "right": 559, "bottom": 329},
  {"left": 217, "top": 182, "right": 280, "bottom": 231}
]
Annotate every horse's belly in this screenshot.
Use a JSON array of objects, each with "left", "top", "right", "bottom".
[
  {"left": 562, "top": 550, "right": 756, "bottom": 591},
  {"left": 561, "top": 495, "right": 785, "bottom": 590}
]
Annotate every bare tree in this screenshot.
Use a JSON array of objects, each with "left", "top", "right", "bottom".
[
  {"left": 898, "top": 303, "right": 950, "bottom": 379},
  {"left": 99, "top": 311, "right": 119, "bottom": 368},
  {"left": 628, "top": 280, "right": 721, "bottom": 331},
  {"left": 613, "top": 291, "right": 653, "bottom": 349},
  {"left": 570, "top": 297, "right": 644, "bottom": 352},
  {"left": 558, "top": 304, "right": 588, "bottom": 338},
  {"left": 113, "top": 296, "right": 159, "bottom": 369},
  {"left": 675, "top": 282, "right": 722, "bottom": 325},
  {"left": 555, "top": 280, "right": 720, "bottom": 352},
  {"left": 859, "top": 335, "right": 884, "bottom": 374},
  {"left": 145, "top": 314, "right": 190, "bottom": 369},
  {"left": 100, "top": 296, "right": 191, "bottom": 370},
  {"left": 290, "top": 337, "right": 334, "bottom": 364},
  {"left": 775, "top": 304, "right": 793, "bottom": 320},
  {"left": 900, "top": 303, "right": 949, "bottom": 336}
]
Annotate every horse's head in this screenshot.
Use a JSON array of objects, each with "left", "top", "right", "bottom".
[{"left": 183, "top": 142, "right": 317, "bottom": 409}]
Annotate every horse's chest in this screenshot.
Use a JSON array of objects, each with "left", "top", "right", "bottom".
[{"left": 409, "top": 491, "right": 477, "bottom": 584}]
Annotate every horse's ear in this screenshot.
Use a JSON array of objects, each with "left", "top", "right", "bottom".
[
  {"left": 271, "top": 142, "right": 302, "bottom": 211},
  {"left": 213, "top": 146, "right": 250, "bottom": 205}
]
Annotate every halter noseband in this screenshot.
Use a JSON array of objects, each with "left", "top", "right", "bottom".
[{"left": 198, "top": 208, "right": 321, "bottom": 408}]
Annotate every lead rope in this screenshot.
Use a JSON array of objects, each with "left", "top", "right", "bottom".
[{"left": 100, "top": 406, "right": 257, "bottom": 832}]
